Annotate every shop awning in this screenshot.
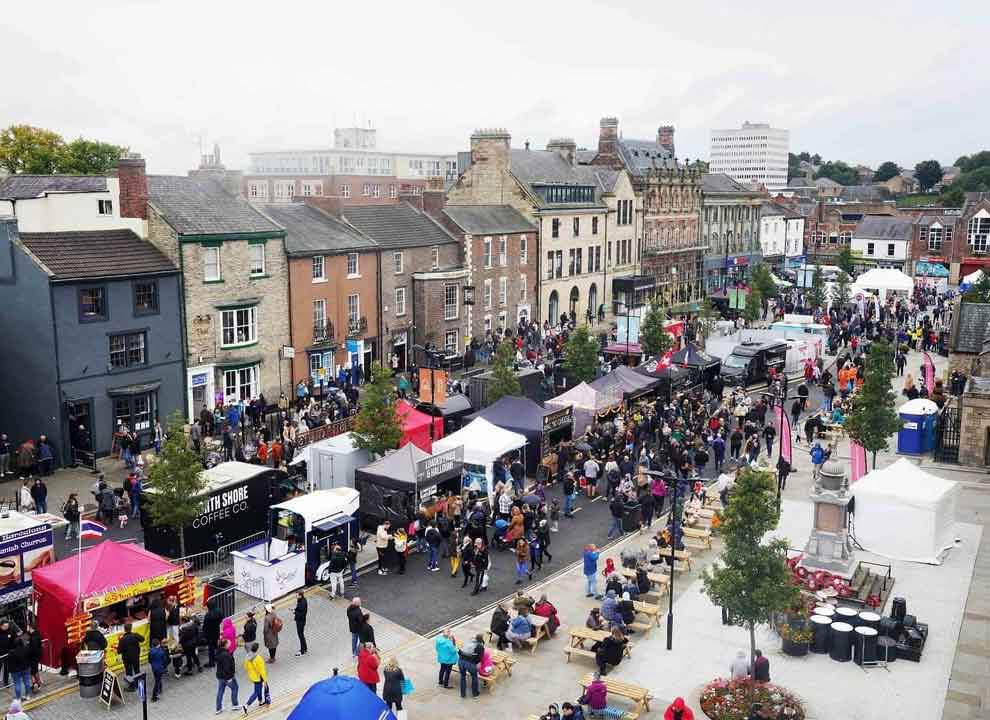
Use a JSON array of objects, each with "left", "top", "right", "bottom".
[
  {"left": 107, "top": 380, "right": 161, "bottom": 396},
  {"left": 914, "top": 262, "right": 949, "bottom": 277}
]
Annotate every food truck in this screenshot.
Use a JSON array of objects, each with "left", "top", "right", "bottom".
[
  {"left": 232, "top": 488, "right": 360, "bottom": 598},
  {"left": 142, "top": 462, "right": 285, "bottom": 558}
]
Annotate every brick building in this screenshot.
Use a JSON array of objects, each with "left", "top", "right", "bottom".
[
  {"left": 260, "top": 201, "right": 380, "bottom": 389},
  {"left": 910, "top": 211, "right": 962, "bottom": 285},
  {"left": 957, "top": 193, "right": 990, "bottom": 282},
  {"left": 142, "top": 171, "right": 291, "bottom": 418},
  {"left": 438, "top": 205, "right": 537, "bottom": 341},
  {"left": 781, "top": 198, "right": 896, "bottom": 267}
]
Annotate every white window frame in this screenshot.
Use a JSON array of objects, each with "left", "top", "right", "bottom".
[
  {"left": 520, "top": 235, "right": 528, "bottom": 265},
  {"left": 483, "top": 279, "right": 493, "bottom": 309},
  {"left": 519, "top": 275, "right": 527, "bottom": 302},
  {"left": 928, "top": 226, "right": 943, "bottom": 252},
  {"left": 313, "top": 298, "right": 326, "bottom": 328},
  {"left": 223, "top": 364, "right": 259, "bottom": 402},
  {"left": 483, "top": 236, "right": 492, "bottom": 268},
  {"left": 219, "top": 306, "right": 258, "bottom": 348},
  {"left": 394, "top": 287, "right": 407, "bottom": 316},
  {"left": 444, "top": 283, "right": 459, "bottom": 320},
  {"left": 347, "top": 294, "right": 360, "bottom": 326},
  {"left": 203, "top": 246, "right": 221, "bottom": 282},
  {"left": 248, "top": 182, "right": 268, "bottom": 200},
  {"left": 372, "top": 184, "right": 380, "bottom": 198},
  {"left": 312, "top": 255, "right": 326, "bottom": 282},
  {"left": 341, "top": 184, "right": 351, "bottom": 199},
  {"left": 249, "top": 243, "right": 266, "bottom": 277},
  {"left": 498, "top": 236, "right": 507, "bottom": 266},
  {"left": 346, "top": 253, "right": 360, "bottom": 278},
  {"left": 389, "top": 185, "right": 397, "bottom": 199},
  {"left": 393, "top": 251, "right": 404, "bottom": 275},
  {"left": 98, "top": 199, "right": 113, "bottom": 216},
  {"left": 430, "top": 246, "right": 440, "bottom": 270},
  {"left": 499, "top": 276, "right": 507, "bottom": 306},
  {"left": 484, "top": 314, "right": 493, "bottom": 332},
  {"left": 444, "top": 329, "right": 458, "bottom": 354},
  {"left": 498, "top": 311, "right": 507, "bottom": 330}
]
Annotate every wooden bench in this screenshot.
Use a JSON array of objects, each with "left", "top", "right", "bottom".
[
  {"left": 565, "top": 627, "right": 633, "bottom": 663},
  {"left": 617, "top": 566, "right": 670, "bottom": 591},
  {"left": 632, "top": 600, "right": 661, "bottom": 626},
  {"left": 657, "top": 547, "right": 692, "bottom": 571},
  {"left": 450, "top": 647, "right": 515, "bottom": 692},
  {"left": 580, "top": 673, "right": 652, "bottom": 714},
  {"left": 683, "top": 527, "right": 713, "bottom": 549}
]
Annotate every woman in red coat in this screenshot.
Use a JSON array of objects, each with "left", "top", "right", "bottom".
[
  {"left": 357, "top": 643, "right": 380, "bottom": 694},
  {"left": 664, "top": 697, "right": 695, "bottom": 720},
  {"left": 533, "top": 594, "right": 560, "bottom": 636}
]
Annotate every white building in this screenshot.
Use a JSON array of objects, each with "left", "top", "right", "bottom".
[
  {"left": 760, "top": 203, "right": 787, "bottom": 263},
  {"left": 709, "top": 122, "right": 790, "bottom": 191},
  {"left": 851, "top": 215, "right": 914, "bottom": 270},
  {"left": 785, "top": 212, "right": 806, "bottom": 262},
  {"left": 0, "top": 175, "right": 145, "bottom": 235}
]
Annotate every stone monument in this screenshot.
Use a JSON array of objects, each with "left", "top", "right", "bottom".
[{"left": 799, "top": 459, "right": 856, "bottom": 579}]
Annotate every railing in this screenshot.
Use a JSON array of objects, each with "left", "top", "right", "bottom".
[
  {"left": 239, "top": 575, "right": 266, "bottom": 602},
  {"left": 295, "top": 415, "right": 355, "bottom": 450},
  {"left": 170, "top": 550, "right": 217, "bottom": 575},
  {"left": 217, "top": 531, "right": 268, "bottom": 563},
  {"left": 347, "top": 316, "right": 368, "bottom": 336},
  {"left": 313, "top": 321, "right": 335, "bottom": 344}
]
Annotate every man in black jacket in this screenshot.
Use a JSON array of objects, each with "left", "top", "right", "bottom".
[
  {"left": 202, "top": 598, "right": 223, "bottom": 668},
  {"left": 607, "top": 495, "right": 625, "bottom": 539},
  {"left": 214, "top": 640, "right": 239, "bottom": 712},
  {"left": 117, "top": 623, "right": 143, "bottom": 690},
  {"left": 294, "top": 591, "right": 308, "bottom": 656},
  {"left": 471, "top": 540, "right": 489, "bottom": 596},
  {"left": 0, "top": 620, "right": 17, "bottom": 686},
  {"left": 346, "top": 598, "right": 364, "bottom": 658},
  {"left": 326, "top": 543, "right": 348, "bottom": 599}
]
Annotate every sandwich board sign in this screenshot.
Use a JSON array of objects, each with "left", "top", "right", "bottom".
[{"left": 100, "top": 669, "right": 125, "bottom": 708}]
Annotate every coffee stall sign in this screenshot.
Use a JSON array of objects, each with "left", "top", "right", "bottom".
[{"left": 541, "top": 406, "right": 574, "bottom": 456}]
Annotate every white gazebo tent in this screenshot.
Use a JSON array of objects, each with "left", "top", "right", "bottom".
[
  {"left": 851, "top": 458, "right": 959, "bottom": 564},
  {"left": 961, "top": 268, "right": 985, "bottom": 288},
  {"left": 854, "top": 268, "right": 914, "bottom": 304},
  {"left": 431, "top": 417, "right": 526, "bottom": 499},
  {"left": 544, "top": 382, "right": 605, "bottom": 437}
]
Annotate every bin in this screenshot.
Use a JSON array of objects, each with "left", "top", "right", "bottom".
[
  {"left": 621, "top": 502, "right": 642, "bottom": 532},
  {"left": 897, "top": 399, "right": 939, "bottom": 454},
  {"left": 76, "top": 650, "right": 104, "bottom": 699}
]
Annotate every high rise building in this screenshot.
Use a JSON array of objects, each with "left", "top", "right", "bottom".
[{"left": 709, "top": 122, "right": 789, "bottom": 191}]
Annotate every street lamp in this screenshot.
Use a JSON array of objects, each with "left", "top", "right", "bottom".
[{"left": 645, "top": 469, "right": 684, "bottom": 650}]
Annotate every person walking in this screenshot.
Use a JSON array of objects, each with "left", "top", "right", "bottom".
[
  {"left": 326, "top": 543, "right": 348, "bottom": 598},
  {"left": 214, "top": 640, "right": 239, "bottom": 713},
  {"left": 357, "top": 643, "right": 380, "bottom": 695},
  {"left": 62, "top": 493, "right": 80, "bottom": 541},
  {"left": 347, "top": 598, "right": 364, "bottom": 658},
  {"left": 30, "top": 479, "right": 47, "bottom": 515},
  {"left": 434, "top": 629, "right": 457, "bottom": 689},
  {"left": 514, "top": 538, "right": 530, "bottom": 586},
  {"left": 424, "top": 522, "right": 441, "bottom": 572},
  {"left": 381, "top": 657, "right": 406, "bottom": 714},
  {"left": 471, "top": 539, "right": 489, "bottom": 596},
  {"left": 148, "top": 639, "right": 168, "bottom": 702},
  {"left": 457, "top": 634, "right": 483, "bottom": 700},
  {"left": 178, "top": 615, "right": 202, "bottom": 675},
  {"left": 752, "top": 649, "right": 770, "bottom": 682},
  {"left": 241, "top": 609, "right": 257, "bottom": 647},
  {"left": 241, "top": 642, "right": 268, "bottom": 713},
  {"left": 8, "top": 637, "right": 31, "bottom": 701},
  {"left": 118, "top": 623, "right": 144, "bottom": 691},
  {"left": 293, "top": 591, "right": 308, "bottom": 656},
  {"left": 607, "top": 494, "right": 625, "bottom": 539},
  {"left": 583, "top": 544, "right": 601, "bottom": 599},
  {"left": 203, "top": 598, "right": 223, "bottom": 668},
  {"left": 375, "top": 521, "right": 392, "bottom": 575},
  {"left": 262, "top": 604, "right": 281, "bottom": 663}
]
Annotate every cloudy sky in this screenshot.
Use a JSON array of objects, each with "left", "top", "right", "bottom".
[{"left": 3, "top": 0, "right": 983, "bottom": 175}]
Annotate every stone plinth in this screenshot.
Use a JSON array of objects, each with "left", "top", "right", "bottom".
[
  {"left": 959, "top": 376, "right": 990, "bottom": 467},
  {"left": 799, "top": 459, "right": 856, "bottom": 579}
]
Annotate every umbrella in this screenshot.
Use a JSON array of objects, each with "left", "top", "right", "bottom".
[
  {"left": 288, "top": 674, "right": 397, "bottom": 720},
  {"left": 574, "top": 441, "right": 592, "bottom": 452},
  {"left": 522, "top": 493, "right": 542, "bottom": 507}
]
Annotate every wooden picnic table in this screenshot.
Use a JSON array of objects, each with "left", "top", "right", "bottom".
[
  {"left": 450, "top": 645, "right": 515, "bottom": 691},
  {"left": 617, "top": 566, "right": 670, "bottom": 590},
  {"left": 580, "top": 673, "right": 652, "bottom": 714},
  {"left": 632, "top": 600, "right": 661, "bottom": 625},
  {"left": 523, "top": 613, "right": 552, "bottom": 655},
  {"left": 566, "top": 626, "right": 634, "bottom": 658}
]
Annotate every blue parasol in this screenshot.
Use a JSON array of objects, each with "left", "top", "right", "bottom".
[{"left": 288, "top": 674, "right": 397, "bottom": 720}]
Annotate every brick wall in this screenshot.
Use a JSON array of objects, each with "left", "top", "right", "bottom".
[
  {"left": 381, "top": 243, "right": 461, "bottom": 350},
  {"left": 117, "top": 157, "right": 148, "bottom": 220},
  {"left": 412, "top": 269, "right": 470, "bottom": 354}
]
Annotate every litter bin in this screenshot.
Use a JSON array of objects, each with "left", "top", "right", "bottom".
[
  {"left": 897, "top": 399, "right": 939, "bottom": 454},
  {"left": 76, "top": 650, "right": 104, "bottom": 699},
  {"left": 621, "top": 502, "right": 642, "bottom": 532}
]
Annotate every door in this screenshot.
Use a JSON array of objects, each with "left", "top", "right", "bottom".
[{"left": 67, "top": 400, "right": 93, "bottom": 464}]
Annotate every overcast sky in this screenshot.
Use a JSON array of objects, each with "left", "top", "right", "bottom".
[{"left": 3, "top": 0, "right": 984, "bottom": 175}]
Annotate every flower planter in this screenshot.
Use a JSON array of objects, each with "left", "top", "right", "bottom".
[{"left": 782, "top": 637, "right": 809, "bottom": 657}]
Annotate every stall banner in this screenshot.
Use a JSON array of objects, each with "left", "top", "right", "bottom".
[
  {"left": 542, "top": 406, "right": 574, "bottom": 435},
  {"left": 923, "top": 352, "right": 935, "bottom": 395},
  {"left": 103, "top": 622, "right": 151, "bottom": 672},
  {"left": 0, "top": 522, "right": 53, "bottom": 603},
  {"left": 82, "top": 568, "right": 185, "bottom": 612},
  {"left": 775, "top": 405, "right": 793, "bottom": 465},
  {"left": 418, "top": 368, "right": 448, "bottom": 406},
  {"left": 415, "top": 446, "right": 464, "bottom": 489},
  {"left": 850, "top": 440, "right": 867, "bottom": 484}
]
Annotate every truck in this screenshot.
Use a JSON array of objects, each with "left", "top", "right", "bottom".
[{"left": 720, "top": 340, "right": 789, "bottom": 387}]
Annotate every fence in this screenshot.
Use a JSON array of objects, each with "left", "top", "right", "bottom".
[
  {"left": 217, "top": 531, "right": 268, "bottom": 563},
  {"left": 170, "top": 550, "right": 217, "bottom": 575},
  {"left": 295, "top": 415, "right": 355, "bottom": 450}
]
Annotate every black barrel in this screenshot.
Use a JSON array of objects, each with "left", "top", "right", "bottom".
[
  {"left": 829, "top": 621, "right": 853, "bottom": 662},
  {"left": 76, "top": 650, "right": 105, "bottom": 699},
  {"left": 891, "top": 597, "right": 907, "bottom": 621},
  {"left": 835, "top": 606, "right": 859, "bottom": 627},
  {"left": 858, "top": 611, "right": 881, "bottom": 631},
  {"left": 621, "top": 502, "right": 642, "bottom": 532},
  {"left": 879, "top": 616, "right": 900, "bottom": 639},
  {"left": 811, "top": 615, "right": 832, "bottom": 654},
  {"left": 877, "top": 635, "right": 898, "bottom": 663},
  {"left": 854, "top": 626, "right": 878, "bottom": 665}
]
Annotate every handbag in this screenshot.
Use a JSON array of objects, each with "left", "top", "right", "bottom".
[
  {"left": 263, "top": 683, "right": 272, "bottom": 704},
  {"left": 401, "top": 676, "right": 414, "bottom": 694}
]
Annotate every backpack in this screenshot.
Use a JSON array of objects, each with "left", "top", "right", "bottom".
[{"left": 271, "top": 616, "right": 283, "bottom": 633}]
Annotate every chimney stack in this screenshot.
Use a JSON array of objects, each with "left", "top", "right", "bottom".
[
  {"left": 469, "top": 128, "right": 512, "bottom": 172},
  {"left": 398, "top": 188, "right": 424, "bottom": 212},
  {"left": 116, "top": 154, "right": 148, "bottom": 220},
  {"left": 598, "top": 117, "right": 619, "bottom": 158},
  {"left": 546, "top": 138, "right": 577, "bottom": 166},
  {"left": 658, "top": 125, "right": 675, "bottom": 156},
  {"left": 422, "top": 177, "right": 446, "bottom": 219}
]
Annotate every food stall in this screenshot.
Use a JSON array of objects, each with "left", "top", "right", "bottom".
[
  {"left": 142, "top": 461, "right": 284, "bottom": 558},
  {"left": 634, "top": 359, "right": 702, "bottom": 402},
  {"left": 0, "top": 512, "right": 55, "bottom": 631},
  {"left": 415, "top": 393, "right": 474, "bottom": 435},
  {"left": 288, "top": 432, "right": 370, "bottom": 491},
  {"left": 590, "top": 365, "right": 661, "bottom": 407},
  {"left": 463, "top": 396, "right": 573, "bottom": 471},
  {"left": 396, "top": 400, "right": 445, "bottom": 452},
  {"left": 431, "top": 417, "right": 525, "bottom": 500},
  {"left": 33, "top": 541, "right": 190, "bottom": 672},
  {"left": 545, "top": 382, "right": 618, "bottom": 438},
  {"left": 233, "top": 488, "right": 360, "bottom": 597},
  {"left": 354, "top": 443, "right": 464, "bottom": 527},
  {"left": 670, "top": 342, "right": 722, "bottom": 390}
]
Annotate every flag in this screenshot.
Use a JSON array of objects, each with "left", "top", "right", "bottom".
[
  {"left": 923, "top": 352, "right": 935, "bottom": 395},
  {"left": 850, "top": 440, "right": 867, "bottom": 483},
  {"left": 79, "top": 520, "right": 106, "bottom": 540},
  {"left": 658, "top": 350, "right": 673, "bottom": 369},
  {"left": 775, "top": 404, "right": 793, "bottom": 465}
]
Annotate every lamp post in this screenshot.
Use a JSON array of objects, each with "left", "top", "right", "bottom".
[{"left": 645, "top": 469, "right": 682, "bottom": 650}]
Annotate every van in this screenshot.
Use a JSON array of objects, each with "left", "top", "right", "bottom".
[{"left": 720, "top": 340, "right": 788, "bottom": 387}]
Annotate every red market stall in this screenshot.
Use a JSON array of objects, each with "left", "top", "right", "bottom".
[
  {"left": 33, "top": 541, "right": 191, "bottom": 671},
  {"left": 397, "top": 399, "right": 444, "bottom": 452}
]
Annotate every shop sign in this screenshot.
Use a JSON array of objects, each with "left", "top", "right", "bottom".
[
  {"left": 82, "top": 568, "right": 185, "bottom": 611},
  {"left": 542, "top": 406, "right": 573, "bottom": 434},
  {"left": 415, "top": 446, "right": 464, "bottom": 486},
  {"left": 281, "top": 345, "right": 295, "bottom": 359},
  {"left": 0, "top": 522, "right": 53, "bottom": 602},
  {"left": 190, "top": 372, "right": 209, "bottom": 387}
]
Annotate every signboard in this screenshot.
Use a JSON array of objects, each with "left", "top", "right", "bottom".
[
  {"left": 415, "top": 445, "right": 464, "bottom": 489},
  {"left": 346, "top": 339, "right": 359, "bottom": 354},
  {"left": 190, "top": 372, "right": 209, "bottom": 388},
  {"left": 83, "top": 567, "right": 186, "bottom": 612},
  {"left": 463, "top": 285, "right": 475, "bottom": 305},
  {"left": 281, "top": 345, "right": 295, "bottom": 359},
  {"left": 419, "top": 368, "right": 448, "bottom": 406},
  {"left": 542, "top": 406, "right": 574, "bottom": 457},
  {"left": 0, "top": 521, "right": 54, "bottom": 603},
  {"left": 100, "top": 669, "right": 124, "bottom": 708}
]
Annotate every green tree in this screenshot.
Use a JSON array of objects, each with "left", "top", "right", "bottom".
[
  {"left": 941, "top": 166, "right": 990, "bottom": 207},
  {"left": 639, "top": 299, "right": 674, "bottom": 358},
  {"left": 488, "top": 341, "right": 522, "bottom": 403},
  {"left": 352, "top": 361, "right": 403, "bottom": 456},
  {"left": 751, "top": 263, "right": 778, "bottom": 299},
  {"left": 815, "top": 160, "right": 858, "bottom": 186},
  {"left": 845, "top": 339, "right": 902, "bottom": 468},
  {"left": 805, "top": 266, "right": 827, "bottom": 310},
  {"left": 830, "top": 270, "right": 852, "bottom": 309},
  {"left": 742, "top": 287, "right": 763, "bottom": 325},
  {"left": 0, "top": 125, "right": 65, "bottom": 174},
  {"left": 873, "top": 161, "right": 900, "bottom": 182},
  {"left": 963, "top": 274, "right": 990, "bottom": 303},
  {"left": 563, "top": 324, "right": 600, "bottom": 384},
  {"left": 59, "top": 137, "right": 126, "bottom": 174},
  {"left": 837, "top": 245, "right": 856, "bottom": 276},
  {"left": 957, "top": 151, "right": 990, "bottom": 173},
  {"left": 702, "top": 466, "right": 799, "bottom": 685},
  {"left": 145, "top": 412, "right": 209, "bottom": 559},
  {"left": 914, "top": 160, "right": 944, "bottom": 192},
  {"left": 696, "top": 296, "right": 719, "bottom": 348}
]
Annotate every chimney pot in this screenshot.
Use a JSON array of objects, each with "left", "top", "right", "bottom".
[{"left": 116, "top": 155, "right": 148, "bottom": 220}]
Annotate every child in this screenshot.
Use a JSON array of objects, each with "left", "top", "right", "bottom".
[
  {"left": 148, "top": 638, "right": 168, "bottom": 701},
  {"left": 549, "top": 498, "right": 561, "bottom": 533},
  {"left": 167, "top": 639, "right": 184, "bottom": 679}
]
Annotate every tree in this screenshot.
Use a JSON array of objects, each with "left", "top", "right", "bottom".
[
  {"left": 941, "top": 166, "right": 990, "bottom": 207},
  {"left": 352, "top": 361, "right": 403, "bottom": 456},
  {"left": 59, "top": 137, "right": 126, "bottom": 174},
  {"left": 962, "top": 273, "right": 990, "bottom": 303},
  {"left": 957, "top": 151, "right": 990, "bottom": 173},
  {"left": 488, "top": 341, "right": 522, "bottom": 404},
  {"left": 830, "top": 270, "right": 852, "bottom": 309},
  {"left": 0, "top": 125, "right": 64, "bottom": 174},
  {"left": 845, "top": 339, "right": 902, "bottom": 468},
  {"left": 914, "top": 160, "right": 944, "bottom": 192},
  {"left": 805, "top": 265, "right": 827, "bottom": 310},
  {"left": 815, "top": 160, "right": 858, "bottom": 186},
  {"left": 837, "top": 245, "right": 856, "bottom": 276},
  {"left": 702, "top": 466, "right": 799, "bottom": 685},
  {"left": 639, "top": 299, "right": 674, "bottom": 358},
  {"left": 145, "top": 412, "right": 209, "bottom": 559},
  {"left": 750, "top": 263, "right": 778, "bottom": 299},
  {"left": 696, "top": 296, "right": 719, "bottom": 348},
  {"left": 873, "top": 161, "right": 900, "bottom": 182},
  {"left": 563, "top": 324, "right": 600, "bottom": 384},
  {"left": 742, "top": 288, "right": 762, "bottom": 326}
]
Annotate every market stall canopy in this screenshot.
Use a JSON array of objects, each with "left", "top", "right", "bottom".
[
  {"left": 854, "top": 268, "right": 914, "bottom": 293},
  {"left": 270, "top": 488, "right": 360, "bottom": 527},
  {"left": 288, "top": 674, "right": 397, "bottom": 720},
  {"left": 432, "top": 417, "right": 526, "bottom": 469},
  {"left": 851, "top": 458, "right": 959, "bottom": 564},
  {"left": 961, "top": 268, "right": 986, "bottom": 288},
  {"left": 355, "top": 443, "right": 431, "bottom": 491},
  {"left": 464, "top": 396, "right": 572, "bottom": 469},
  {"left": 416, "top": 393, "right": 473, "bottom": 418},
  {"left": 914, "top": 261, "right": 950, "bottom": 278},
  {"left": 604, "top": 341, "right": 642, "bottom": 356},
  {"left": 771, "top": 273, "right": 794, "bottom": 288},
  {"left": 671, "top": 342, "right": 721, "bottom": 371},
  {"left": 544, "top": 382, "right": 610, "bottom": 437},
  {"left": 396, "top": 399, "right": 444, "bottom": 452},
  {"left": 590, "top": 365, "right": 660, "bottom": 399}
]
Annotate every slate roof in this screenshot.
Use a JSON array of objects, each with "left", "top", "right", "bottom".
[
  {"left": 840, "top": 185, "right": 889, "bottom": 202},
  {"left": 761, "top": 202, "right": 786, "bottom": 216},
  {"left": 442, "top": 205, "right": 535, "bottom": 235},
  {"left": 615, "top": 138, "right": 676, "bottom": 175},
  {"left": 0, "top": 175, "right": 107, "bottom": 199},
  {"left": 260, "top": 203, "right": 376, "bottom": 256},
  {"left": 854, "top": 215, "right": 914, "bottom": 241},
  {"left": 815, "top": 178, "right": 843, "bottom": 188},
  {"left": 701, "top": 173, "right": 750, "bottom": 193},
  {"left": 916, "top": 213, "right": 960, "bottom": 227},
  {"left": 147, "top": 175, "right": 281, "bottom": 235},
  {"left": 509, "top": 149, "right": 607, "bottom": 209},
  {"left": 787, "top": 177, "right": 814, "bottom": 188},
  {"left": 954, "top": 302, "right": 990, "bottom": 353},
  {"left": 18, "top": 229, "right": 177, "bottom": 281},
  {"left": 341, "top": 202, "right": 457, "bottom": 249}
]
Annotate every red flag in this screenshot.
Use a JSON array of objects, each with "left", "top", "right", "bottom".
[
  {"left": 923, "top": 352, "right": 935, "bottom": 395},
  {"left": 658, "top": 350, "right": 673, "bottom": 369},
  {"left": 775, "top": 404, "right": 793, "bottom": 465},
  {"left": 850, "top": 439, "right": 867, "bottom": 483}
]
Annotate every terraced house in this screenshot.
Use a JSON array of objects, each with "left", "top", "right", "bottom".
[{"left": 137, "top": 169, "right": 291, "bottom": 418}]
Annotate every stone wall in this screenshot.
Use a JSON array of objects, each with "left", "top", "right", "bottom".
[{"left": 959, "top": 378, "right": 990, "bottom": 466}]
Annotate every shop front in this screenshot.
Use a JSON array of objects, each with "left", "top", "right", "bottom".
[{"left": 959, "top": 257, "right": 990, "bottom": 287}]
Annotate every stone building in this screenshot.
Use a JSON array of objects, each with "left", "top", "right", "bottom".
[
  {"left": 701, "top": 174, "right": 764, "bottom": 292},
  {"left": 143, "top": 172, "right": 291, "bottom": 418},
  {"left": 911, "top": 211, "right": 961, "bottom": 285},
  {"left": 957, "top": 193, "right": 990, "bottom": 281},
  {"left": 959, "top": 371, "right": 990, "bottom": 467}
]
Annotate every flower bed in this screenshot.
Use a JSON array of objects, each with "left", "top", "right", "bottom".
[{"left": 700, "top": 678, "right": 806, "bottom": 720}]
